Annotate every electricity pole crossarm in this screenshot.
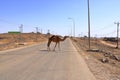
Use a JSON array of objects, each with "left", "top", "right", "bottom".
[{"left": 114, "top": 22, "right": 120, "bottom": 48}]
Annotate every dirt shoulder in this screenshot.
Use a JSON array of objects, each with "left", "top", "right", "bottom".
[{"left": 71, "top": 38, "right": 120, "bottom": 80}]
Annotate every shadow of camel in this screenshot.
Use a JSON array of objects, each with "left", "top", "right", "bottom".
[{"left": 39, "top": 49, "right": 59, "bottom": 53}]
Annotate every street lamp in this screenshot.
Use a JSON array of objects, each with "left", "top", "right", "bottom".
[{"left": 68, "top": 17, "right": 75, "bottom": 37}]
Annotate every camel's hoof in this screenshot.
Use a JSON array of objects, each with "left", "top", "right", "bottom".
[
  {"left": 53, "top": 50, "right": 55, "bottom": 51},
  {"left": 48, "top": 50, "right": 51, "bottom": 51}
]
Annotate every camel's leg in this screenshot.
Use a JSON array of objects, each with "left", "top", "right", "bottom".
[
  {"left": 53, "top": 42, "right": 57, "bottom": 51},
  {"left": 58, "top": 42, "right": 60, "bottom": 51},
  {"left": 47, "top": 40, "right": 51, "bottom": 51},
  {"left": 47, "top": 46, "right": 50, "bottom": 51}
]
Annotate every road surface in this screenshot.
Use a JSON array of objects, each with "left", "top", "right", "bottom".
[{"left": 0, "top": 39, "right": 96, "bottom": 80}]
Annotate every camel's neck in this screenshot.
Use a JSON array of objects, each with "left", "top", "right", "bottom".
[{"left": 60, "top": 36, "right": 67, "bottom": 41}]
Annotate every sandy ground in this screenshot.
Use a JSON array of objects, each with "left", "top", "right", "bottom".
[
  {"left": 0, "top": 33, "right": 48, "bottom": 51},
  {"left": 72, "top": 38, "right": 120, "bottom": 80}
]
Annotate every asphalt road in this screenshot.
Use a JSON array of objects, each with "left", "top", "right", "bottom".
[{"left": 0, "top": 39, "right": 96, "bottom": 80}]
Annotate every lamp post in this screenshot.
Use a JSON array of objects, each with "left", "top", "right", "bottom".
[{"left": 68, "top": 17, "right": 75, "bottom": 37}]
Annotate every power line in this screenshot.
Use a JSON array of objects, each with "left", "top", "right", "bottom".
[
  {"left": 90, "top": 24, "right": 114, "bottom": 33},
  {"left": 81, "top": 23, "right": 114, "bottom": 37},
  {"left": 0, "top": 18, "right": 20, "bottom": 26},
  {"left": 97, "top": 30, "right": 116, "bottom": 37}
]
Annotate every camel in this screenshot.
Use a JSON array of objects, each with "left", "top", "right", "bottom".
[{"left": 47, "top": 35, "right": 68, "bottom": 51}]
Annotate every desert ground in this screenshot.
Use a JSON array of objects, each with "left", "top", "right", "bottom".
[
  {"left": 0, "top": 33, "right": 120, "bottom": 80},
  {"left": 72, "top": 37, "right": 120, "bottom": 80},
  {"left": 0, "top": 33, "right": 48, "bottom": 51}
]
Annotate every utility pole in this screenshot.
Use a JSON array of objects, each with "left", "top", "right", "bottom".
[
  {"left": 35, "top": 27, "right": 38, "bottom": 33},
  {"left": 87, "top": 0, "right": 91, "bottom": 50},
  {"left": 47, "top": 29, "right": 50, "bottom": 38},
  {"left": 114, "top": 22, "right": 120, "bottom": 48},
  {"left": 35, "top": 27, "right": 38, "bottom": 42},
  {"left": 41, "top": 29, "right": 42, "bottom": 34},
  {"left": 19, "top": 24, "right": 23, "bottom": 44},
  {"left": 19, "top": 24, "right": 23, "bottom": 33},
  {"left": 47, "top": 29, "right": 50, "bottom": 34}
]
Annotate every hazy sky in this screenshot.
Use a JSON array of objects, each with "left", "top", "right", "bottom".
[{"left": 0, "top": 0, "right": 120, "bottom": 37}]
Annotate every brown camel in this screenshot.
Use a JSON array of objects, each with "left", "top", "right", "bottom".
[{"left": 47, "top": 35, "right": 68, "bottom": 51}]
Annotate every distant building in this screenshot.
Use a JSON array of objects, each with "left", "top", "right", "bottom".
[{"left": 8, "top": 31, "right": 21, "bottom": 34}]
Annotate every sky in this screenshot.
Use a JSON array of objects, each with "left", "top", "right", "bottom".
[{"left": 0, "top": 0, "right": 120, "bottom": 37}]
